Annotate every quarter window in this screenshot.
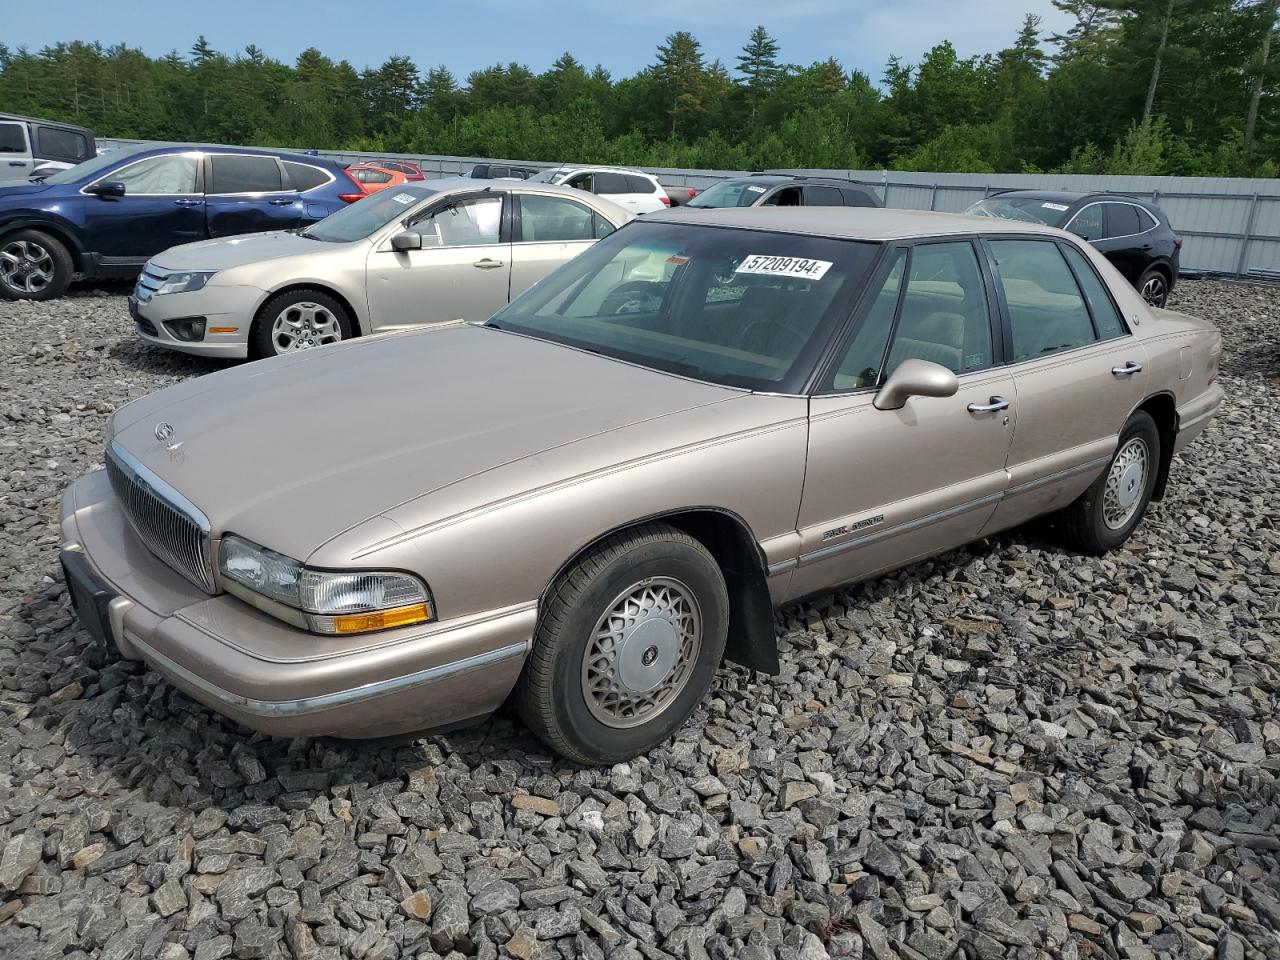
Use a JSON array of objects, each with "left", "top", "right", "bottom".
[
  {"left": 990, "top": 239, "right": 1099, "bottom": 361},
  {"left": 283, "top": 161, "right": 330, "bottom": 192},
  {"left": 1104, "top": 203, "right": 1142, "bottom": 238},
  {"left": 0, "top": 122, "right": 28, "bottom": 153},
  {"left": 1061, "top": 244, "right": 1126, "bottom": 340},
  {"left": 829, "top": 251, "right": 905, "bottom": 389},
  {"left": 413, "top": 196, "right": 502, "bottom": 246},
  {"left": 593, "top": 212, "right": 616, "bottom": 239},
  {"left": 208, "top": 155, "right": 283, "bottom": 194},
  {"left": 101, "top": 154, "right": 198, "bottom": 194},
  {"left": 885, "top": 242, "right": 993, "bottom": 375},
  {"left": 519, "top": 194, "right": 595, "bottom": 242}
]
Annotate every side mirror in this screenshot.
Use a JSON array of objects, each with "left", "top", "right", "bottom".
[
  {"left": 873, "top": 359, "right": 959, "bottom": 411},
  {"left": 391, "top": 231, "right": 422, "bottom": 252},
  {"left": 89, "top": 180, "right": 126, "bottom": 198}
]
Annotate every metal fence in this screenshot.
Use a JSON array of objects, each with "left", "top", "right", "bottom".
[{"left": 98, "top": 138, "right": 1280, "bottom": 279}]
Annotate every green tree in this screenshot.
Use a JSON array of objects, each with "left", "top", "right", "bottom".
[
  {"left": 654, "top": 31, "right": 705, "bottom": 137},
  {"left": 735, "top": 26, "right": 782, "bottom": 120}
]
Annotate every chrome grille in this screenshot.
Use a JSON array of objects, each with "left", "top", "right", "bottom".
[
  {"left": 134, "top": 266, "right": 167, "bottom": 303},
  {"left": 106, "top": 441, "right": 215, "bottom": 591}
]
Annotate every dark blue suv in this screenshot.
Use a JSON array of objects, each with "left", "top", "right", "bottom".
[{"left": 0, "top": 144, "right": 362, "bottom": 300}]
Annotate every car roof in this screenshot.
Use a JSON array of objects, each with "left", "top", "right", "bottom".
[
  {"left": 115, "top": 143, "right": 342, "bottom": 167},
  {"left": 729, "top": 175, "right": 875, "bottom": 190},
  {"left": 0, "top": 112, "right": 93, "bottom": 133},
  {"left": 989, "top": 189, "right": 1150, "bottom": 206},
  {"left": 418, "top": 178, "right": 617, "bottom": 200},
  {"left": 647, "top": 206, "right": 1068, "bottom": 241},
  {"left": 550, "top": 165, "right": 654, "bottom": 176}
]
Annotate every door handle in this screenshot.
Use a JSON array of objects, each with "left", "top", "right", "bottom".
[
  {"left": 8, "top": 160, "right": 26, "bottom": 167},
  {"left": 173, "top": 198, "right": 203, "bottom": 207},
  {"left": 473, "top": 259, "right": 504, "bottom": 269},
  {"left": 269, "top": 197, "right": 294, "bottom": 206},
  {"left": 967, "top": 396, "right": 1010, "bottom": 414},
  {"left": 1112, "top": 361, "right": 1144, "bottom": 377}
]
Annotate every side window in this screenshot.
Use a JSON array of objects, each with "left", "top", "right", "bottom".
[
  {"left": 840, "top": 187, "right": 877, "bottom": 208},
  {"left": 805, "top": 185, "right": 843, "bottom": 206},
  {"left": 282, "top": 161, "right": 331, "bottom": 192},
  {"left": 566, "top": 173, "right": 594, "bottom": 192},
  {"left": 593, "top": 212, "right": 616, "bottom": 239},
  {"left": 762, "top": 186, "right": 802, "bottom": 207},
  {"left": 1067, "top": 205, "right": 1103, "bottom": 241},
  {"left": 491, "top": 166, "right": 510, "bottom": 179},
  {"left": 625, "top": 174, "right": 655, "bottom": 194},
  {"left": 35, "top": 127, "right": 87, "bottom": 162},
  {"left": 885, "top": 242, "right": 993, "bottom": 375},
  {"left": 0, "top": 122, "right": 28, "bottom": 154},
  {"left": 594, "top": 172, "right": 631, "bottom": 195},
  {"left": 1104, "top": 203, "right": 1142, "bottom": 238},
  {"left": 519, "top": 194, "right": 595, "bottom": 242},
  {"left": 413, "top": 196, "right": 502, "bottom": 247},
  {"left": 1061, "top": 244, "right": 1126, "bottom": 340},
  {"left": 989, "top": 239, "right": 1099, "bottom": 362},
  {"left": 103, "top": 154, "right": 198, "bottom": 194},
  {"left": 208, "top": 155, "right": 283, "bottom": 194},
  {"left": 829, "top": 251, "right": 905, "bottom": 390}
]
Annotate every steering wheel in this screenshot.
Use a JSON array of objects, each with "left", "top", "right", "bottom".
[{"left": 600, "top": 280, "right": 666, "bottom": 316}]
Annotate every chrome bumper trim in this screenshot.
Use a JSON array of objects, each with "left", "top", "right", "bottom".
[{"left": 125, "top": 631, "right": 528, "bottom": 718}]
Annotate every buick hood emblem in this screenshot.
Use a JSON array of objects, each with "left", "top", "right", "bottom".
[{"left": 154, "top": 421, "right": 180, "bottom": 450}]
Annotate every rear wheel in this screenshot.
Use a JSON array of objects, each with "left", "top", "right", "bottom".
[
  {"left": 514, "top": 522, "right": 729, "bottom": 763},
  {"left": 1137, "top": 267, "right": 1169, "bottom": 308},
  {"left": 0, "top": 230, "right": 73, "bottom": 301},
  {"left": 250, "top": 288, "right": 352, "bottom": 359},
  {"left": 1059, "top": 410, "right": 1160, "bottom": 554}
]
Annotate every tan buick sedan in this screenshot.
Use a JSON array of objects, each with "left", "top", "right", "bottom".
[{"left": 61, "top": 208, "right": 1223, "bottom": 763}]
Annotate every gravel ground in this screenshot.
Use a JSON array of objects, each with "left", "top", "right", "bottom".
[{"left": 0, "top": 279, "right": 1277, "bottom": 960}]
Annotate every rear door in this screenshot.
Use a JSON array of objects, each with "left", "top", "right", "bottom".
[
  {"left": 204, "top": 154, "right": 304, "bottom": 237},
  {"left": 979, "top": 236, "right": 1147, "bottom": 533},
  {"left": 364, "top": 192, "right": 511, "bottom": 331},
  {"left": 593, "top": 171, "right": 644, "bottom": 212},
  {"left": 0, "top": 121, "right": 33, "bottom": 183},
  {"left": 508, "top": 192, "right": 604, "bottom": 296},
  {"left": 1095, "top": 202, "right": 1153, "bottom": 285},
  {"left": 81, "top": 151, "right": 206, "bottom": 258}
]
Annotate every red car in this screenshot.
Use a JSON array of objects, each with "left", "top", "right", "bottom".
[
  {"left": 345, "top": 163, "right": 410, "bottom": 194},
  {"left": 375, "top": 159, "right": 426, "bottom": 182}
]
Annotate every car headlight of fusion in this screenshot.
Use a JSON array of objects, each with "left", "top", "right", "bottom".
[
  {"left": 155, "top": 271, "right": 218, "bottom": 295},
  {"left": 219, "top": 534, "right": 433, "bottom": 634}
]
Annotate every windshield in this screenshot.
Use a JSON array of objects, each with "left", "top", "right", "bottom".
[
  {"left": 687, "top": 179, "right": 772, "bottom": 209},
  {"left": 41, "top": 146, "right": 148, "bottom": 185},
  {"left": 530, "top": 168, "right": 569, "bottom": 184},
  {"left": 966, "top": 196, "right": 1072, "bottom": 227},
  {"left": 303, "top": 187, "right": 435, "bottom": 242},
  {"left": 488, "top": 221, "right": 880, "bottom": 391}
]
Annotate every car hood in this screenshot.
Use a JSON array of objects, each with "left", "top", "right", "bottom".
[
  {"left": 149, "top": 231, "right": 354, "bottom": 272},
  {"left": 109, "top": 324, "right": 738, "bottom": 562},
  {"left": 0, "top": 182, "right": 56, "bottom": 200}
]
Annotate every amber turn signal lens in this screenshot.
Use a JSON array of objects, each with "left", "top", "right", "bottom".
[
  {"left": 208, "top": 326, "right": 239, "bottom": 334},
  {"left": 329, "top": 603, "right": 431, "bottom": 634}
]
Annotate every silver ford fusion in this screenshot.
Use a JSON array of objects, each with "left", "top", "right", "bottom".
[{"left": 130, "top": 179, "right": 631, "bottom": 359}]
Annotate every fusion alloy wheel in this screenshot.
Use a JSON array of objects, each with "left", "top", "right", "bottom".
[
  {"left": 1102, "top": 436, "right": 1150, "bottom": 530},
  {"left": 270, "top": 302, "right": 344, "bottom": 352},
  {"left": 581, "top": 576, "right": 702, "bottom": 729}
]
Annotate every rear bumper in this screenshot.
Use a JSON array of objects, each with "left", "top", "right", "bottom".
[
  {"left": 60, "top": 471, "right": 534, "bottom": 738},
  {"left": 1173, "top": 384, "right": 1224, "bottom": 455}
]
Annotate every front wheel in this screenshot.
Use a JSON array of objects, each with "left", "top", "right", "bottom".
[
  {"left": 514, "top": 522, "right": 729, "bottom": 764},
  {"left": 0, "top": 230, "right": 73, "bottom": 301},
  {"left": 1058, "top": 410, "right": 1160, "bottom": 554},
  {"left": 250, "top": 288, "right": 352, "bottom": 359}
]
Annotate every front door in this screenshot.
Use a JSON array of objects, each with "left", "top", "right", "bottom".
[
  {"left": 81, "top": 152, "right": 206, "bottom": 259},
  {"left": 205, "top": 154, "right": 304, "bottom": 237},
  {"left": 508, "top": 192, "right": 601, "bottom": 296},
  {"left": 365, "top": 193, "right": 511, "bottom": 331},
  {"left": 0, "top": 121, "right": 32, "bottom": 183},
  {"left": 790, "top": 240, "right": 1016, "bottom": 599}
]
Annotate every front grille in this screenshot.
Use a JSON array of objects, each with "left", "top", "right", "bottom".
[
  {"left": 134, "top": 266, "right": 167, "bottom": 303},
  {"left": 106, "top": 442, "right": 215, "bottom": 592}
]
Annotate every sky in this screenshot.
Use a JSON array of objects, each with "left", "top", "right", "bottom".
[{"left": 6, "top": 0, "right": 1075, "bottom": 80}]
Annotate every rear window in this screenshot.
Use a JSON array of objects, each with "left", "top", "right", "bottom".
[
  {"left": 0, "top": 122, "right": 27, "bottom": 154},
  {"left": 209, "top": 154, "right": 282, "bottom": 194},
  {"left": 35, "top": 126, "right": 88, "bottom": 162},
  {"left": 283, "top": 161, "right": 331, "bottom": 192}
]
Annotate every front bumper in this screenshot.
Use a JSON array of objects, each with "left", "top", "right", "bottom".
[
  {"left": 60, "top": 471, "right": 534, "bottom": 738},
  {"left": 131, "top": 283, "right": 263, "bottom": 360}
]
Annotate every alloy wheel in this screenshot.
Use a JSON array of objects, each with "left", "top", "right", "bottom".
[
  {"left": 1141, "top": 275, "right": 1167, "bottom": 308},
  {"left": 1102, "top": 437, "right": 1150, "bottom": 530},
  {"left": 0, "top": 240, "right": 55, "bottom": 295},
  {"left": 581, "top": 576, "right": 702, "bottom": 729},
  {"left": 270, "top": 302, "right": 343, "bottom": 353}
]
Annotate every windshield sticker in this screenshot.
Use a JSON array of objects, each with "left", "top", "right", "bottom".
[
  {"left": 1041, "top": 202, "right": 1070, "bottom": 212},
  {"left": 391, "top": 192, "right": 417, "bottom": 204},
  {"left": 734, "top": 254, "right": 832, "bottom": 280},
  {"left": 746, "top": 185, "right": 766, "bottom": 193}
]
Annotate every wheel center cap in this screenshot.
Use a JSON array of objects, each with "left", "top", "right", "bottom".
[
  {"left": 617, "top": 617, "right": 679, "bottom": 693},
  {"left": 1117, "top": 462, "right": 1144, "bottom": 508}
]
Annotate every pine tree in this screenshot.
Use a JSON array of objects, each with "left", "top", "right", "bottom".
[
  {"left": 735, "top": 26, "right": 781, "bottom": 120},
  {"left": 1050, "top": 1, "right": 1123, "bottom": 61},
  {"left": 655, "top": 32, "right": 705, "bottom": 136}
]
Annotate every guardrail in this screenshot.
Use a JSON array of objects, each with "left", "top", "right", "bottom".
[{"left": 97, "top": 138, "right": 1280, "bottom": 279}]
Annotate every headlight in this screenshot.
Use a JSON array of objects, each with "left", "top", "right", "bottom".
[
  {"left": 155, "top": 271, "right": 217, "bottom": 296},
  {"left": 219, "top": 535, "right": 433, "bottom": 634}
]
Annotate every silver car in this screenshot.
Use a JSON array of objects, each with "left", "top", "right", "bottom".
[
  {"left": 63, "top": 208, "right": 1222, "bottom": 763},
  {"left": 130, "top": 179, "right": 631, "bottom": 359}
]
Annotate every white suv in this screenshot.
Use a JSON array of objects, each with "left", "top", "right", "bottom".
[{"left": 531, "top": 166, "right": 668, "bottom": 214}]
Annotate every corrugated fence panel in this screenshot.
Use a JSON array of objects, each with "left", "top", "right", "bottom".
[{"left": 95, "top": 139, "right": 1280, "bottom": 278}]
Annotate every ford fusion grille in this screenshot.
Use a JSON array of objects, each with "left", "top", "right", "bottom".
[
  {"left": 105, "top": 441, "right": 215, "bottom": 592},
  {"left": 134, "top": 266, "right": 167, "bottom": 303}
]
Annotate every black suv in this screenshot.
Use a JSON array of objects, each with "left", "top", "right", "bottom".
[
  {"left": 685, "top": 175, "right": 882, "bottom": 211},
  {"left": 967, "top": 191, "right": 1181, "bottom": 307},
  {"left": 466, "top": 163, "right": 538, "bottom": 180}
]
